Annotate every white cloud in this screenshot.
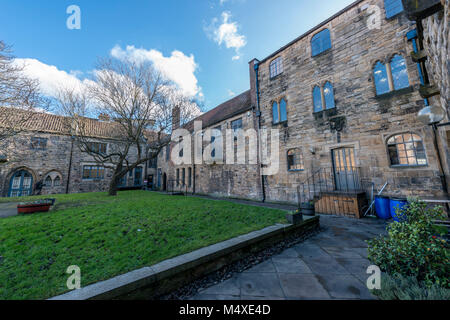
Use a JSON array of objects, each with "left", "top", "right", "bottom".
[
  {"left": 206, "top": 11, "right": 247, "bottom": 61},
  {"left": 227, "top": 89, "right": 235, "bottom": 97},
  {"left": 110, "top": 45, "right": 201, "bottom": 97},
  {"left": 13, "top": 58, "right": 93, "bottom": 98}
]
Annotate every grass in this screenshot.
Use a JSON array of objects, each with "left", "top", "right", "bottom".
[{"left": 0, "top": 191, "right": 286, "bottom": 300}]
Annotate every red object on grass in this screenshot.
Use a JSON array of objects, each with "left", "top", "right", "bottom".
[{"left": 17, "top": 204, "right": 51, "bottom": 214}]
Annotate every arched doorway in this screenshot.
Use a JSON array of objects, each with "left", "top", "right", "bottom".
[
  {"left": 9, "top": 170, "right": 33, "bottom": 197},
  {"left": 163, "top": 173, "right": 167, "bottom": 191}
]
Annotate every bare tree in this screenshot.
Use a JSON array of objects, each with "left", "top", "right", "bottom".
[
  {"left": 59, "top": 58, "right": 200, "bottom": 196},
  {"left": 0, "top": 41, "right": 49, "bottom": 145}
]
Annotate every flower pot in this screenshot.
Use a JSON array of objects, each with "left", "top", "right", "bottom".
[
  {"left": 300, "top": 202, "right": 315, "bottom": 216},
  {"left": 286, "top": 212, "right": 303, "bottom": 225},
  {"left": 17, "top": 204, "right": 51, "bottom": 214}
]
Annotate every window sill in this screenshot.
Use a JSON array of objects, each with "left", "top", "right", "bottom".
[
  {"left": 390, "top": 164, "right": 428, "bottom": 169},
  {"left": 375, "top": 86, "right": 414, "bottom": 100},
  {"left": 269, "top": 73, "right": 284, "bottom": 81},
  {"left": 272, "top": 121, "right": 288, "bottom": 127},
  {"left": 288, "top": 169, "right": 305, "bottom": 172}
]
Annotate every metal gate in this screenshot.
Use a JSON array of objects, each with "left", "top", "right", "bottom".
[{"left": 332, "top": 148, "right": 361, "bottom": 191}]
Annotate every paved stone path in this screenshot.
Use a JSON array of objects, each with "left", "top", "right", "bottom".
[
  {"left": 0, "top": 202, "right": 19, "bottom": 218},
  {"left": 192, "top": 214, "right": 387, "bottom": 300}
]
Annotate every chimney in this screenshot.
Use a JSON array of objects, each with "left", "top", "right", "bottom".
[
  {"left": 98, "top": 113, "right": 110, "bottom": 122},
  {"left": 249, "top": 58, "right": 260, "bottom": 107},
  {"left": 172, "top": 107, "right": 180, "bottom": 131}
]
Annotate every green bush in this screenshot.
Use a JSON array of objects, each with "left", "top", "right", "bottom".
[
  {"left": 372, "top": 274, "right": 450, "bottom": 300},
  {"left": 367, "top": 200, "right": 450, "bottom": 288}
]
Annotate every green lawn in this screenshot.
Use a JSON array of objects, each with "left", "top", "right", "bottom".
[{"left": 0, "top": 191, "right": 286, "bottom": 300}]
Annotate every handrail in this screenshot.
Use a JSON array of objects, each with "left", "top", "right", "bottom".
[{"left": 297, "top": 166, "right": 363, "bottom": 207}]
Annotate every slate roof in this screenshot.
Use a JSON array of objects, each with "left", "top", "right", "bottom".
[
  {"left": 0, "top": 107, "right": 126, "bottom": 140},
  {"left": 184, "top": 90, "right": 252, "bottom": 131}
]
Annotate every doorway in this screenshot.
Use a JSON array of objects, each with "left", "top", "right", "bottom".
[
  {"left": 9, "top": 170, "right": 33, "bottom": 197},
  {"left": 163, "top": 173, "right": 167, "bottom": 191},
  {"left": 332, "top": 147, "right": 360, "bottom": 191}
]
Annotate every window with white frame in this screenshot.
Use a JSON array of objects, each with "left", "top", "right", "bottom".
[{"left": 269, "top": 57, "right": 283, "bottom": 78}]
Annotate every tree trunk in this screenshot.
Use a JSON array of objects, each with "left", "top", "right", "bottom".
[{"left": 108, "top": 165, "right": 123, "bottom": 196}]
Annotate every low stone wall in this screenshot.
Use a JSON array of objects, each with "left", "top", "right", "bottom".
[{"left": 50, "top": 216, "right": 320, "bottom": 300}]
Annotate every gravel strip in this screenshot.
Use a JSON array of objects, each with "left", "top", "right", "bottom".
[{"left": 158, "top": 224, "right": 322, "bottom": 300}]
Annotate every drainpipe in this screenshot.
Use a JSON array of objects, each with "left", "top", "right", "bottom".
[
  {"left": 254, "top": 61, "right": 266, "bottom": 202},
  {"left": 66, "top": 136, "right": 74, "bottom": 194}
]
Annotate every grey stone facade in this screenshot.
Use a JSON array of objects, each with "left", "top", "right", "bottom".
[
  {"left": 160, "top": 0, "right": 449, "bottom": 206},
  {"left": 0, "top": 129, "right": 151, "bottom": 197}
]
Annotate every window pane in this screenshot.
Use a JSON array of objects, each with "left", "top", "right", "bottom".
[
  {"left": 388, "top": 145, "right": 399, "bottom": 165},
  {"left": 270, "top": 57, "right": 283, "bottom": 78},
  {"left": 313, "top": 86, "right": 323, "bottom": 112},
  {"left": 323, "top": 82, "right": 335, "bottom": 109},
  {"left": 287, "top": 149, "right": 304, "bottom": 171},
  {"left": 272, "top": 102, "right": 279, "bottom": 123},
  {"left": 374, "top": 62, "right": 390, "bottom": 95},
  {"left": 54, "top": 176, "right": 61, "bottom": 186},
  {"left": 384, "top": 0, "right": 404, "bottom": 19},
  {"left": 279, "top": 99, "right": 287, "bottom": 122},
  {"left": 391, "top": 55, "right": 409, "bottom": 90},
  {"left": 311, "top": 29, "right": 331, "bottom": 57}
]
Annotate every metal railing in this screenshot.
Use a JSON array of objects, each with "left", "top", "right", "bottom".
[{"left": 297, "top": 167, "right": 363, "bottom": 206}]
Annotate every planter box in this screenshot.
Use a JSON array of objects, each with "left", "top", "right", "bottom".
[
  {"left": 17, "top": 204, "right": 51, "bottom": 214},
  {"left": 402, "top": 0, "right": 443, "bottom": 20},
  {"left": 286, "top": 213, "right": 303, "bottom": 225}
]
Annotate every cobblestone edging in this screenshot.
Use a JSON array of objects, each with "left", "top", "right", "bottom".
[{"left": 50, "top": 216, "right": 320, "bottom": 300}]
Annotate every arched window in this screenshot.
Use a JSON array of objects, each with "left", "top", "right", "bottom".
[
  {"left": 287, "top": 149, "right": 304, "bottom": 171},
  {"left": 311, "top": 29, "right": 332, "bottom": 57},
  {"left": 270, "top": 57, "right": 283, "bottom": 78},
  {"left": 387, "top": 133, "right": 427, "bottom": 166},
  {"left": 272, "top": 101, "right": 279, "bottom": 124},
  {"left": 390, "top": 55, "right": 409, "bottom": 90},
  {"left": 313, "top": 86, "right": 323, "bottom": 113},
  {"left": 53, "top": 176, "right": 61, "bottom": 187},
  {"left": 279, "top": 99, "right": 287, "bottom": 122},
  {"left": 44, "top": 176, "right": 52, "bottom": 187},
  {"left": 373, "top": 61, "right": 390, "bottom": 95},
  {"left": 384, "top": 0, "right": 404, "bottom": 19},
  {"left": 323, "top": 82, "right": 335, "bottom": 110}
]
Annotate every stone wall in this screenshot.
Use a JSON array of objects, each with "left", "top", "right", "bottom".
[
  {"left": 0, "top": 131, "right": 146, "bottom": 197},
  {"left": 423, "top": 0, "right": 449, "bottom": 114},
  {"left": 165, "top": 111, "right": 263, "bottom": 201},
  {"left": 255, "top": 0, "right": 445, "bottom": 204}
]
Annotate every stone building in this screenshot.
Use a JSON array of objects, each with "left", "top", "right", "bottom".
[
  {"left": 0, "top": 107, "right": 154, "bottom": 197},
  {"left": 161, "top": 0, "right": 449, "bottom": 216}
]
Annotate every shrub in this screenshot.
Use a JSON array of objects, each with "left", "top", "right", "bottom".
[
  {"left": 367, "top": 200, "right": 450, "bottom": 288},
  {"left": 372, "top": 274, "right": 450, "bottom": 300}
]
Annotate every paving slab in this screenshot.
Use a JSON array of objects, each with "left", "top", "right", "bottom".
[
  {"left": 191, "top": 214, "right": 387, "bottom": 300},
  {"left": 278, "top": 274, "right": 330, "bottom": 299},
  {"left": 272, "top": 257, "right": 312, "bottom": 274},
  {"left": 315, "top": 274, "right": 376, "bottom": 300},
  {"left": 0, "top": 203, "right": 19, "bottom": 218},
  {"left": 238, "top": 273, "right": 285, "bottom": 298}
]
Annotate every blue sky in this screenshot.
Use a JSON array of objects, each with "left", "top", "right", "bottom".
[{"left": 0, "top": 0, "right": 355, "bottom": 111}]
